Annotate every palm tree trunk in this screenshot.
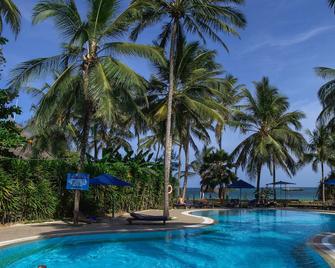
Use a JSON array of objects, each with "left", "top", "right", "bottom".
[
  {"left": 93, "top": 125, "right": 98, "bottom": 161},
  {"left": 176, "top": 143, "right": 182, "bottom": 197},
  {"left": 256, "top": 165, "right": 261, "bottom": 202},
  {"left": 322, "top": 162, "right": 325, "bottom": 203},
  {"left": 74, "top": 100, "right": 91, "bottom": 224},
  {"left": 155, "top": 143, "right": 161, "bottom": 161},
  {"left": 272, "top": 160, "right": 276, "bottom": 201},
  {"left": 182, "top": 133, "right": 190, "bottom": 200},
  {"left": 162, "top": 20, "right": 178, "bottom": 218},
  {"left": 74, "top": 45, "right": 95, "bottom": 224}
]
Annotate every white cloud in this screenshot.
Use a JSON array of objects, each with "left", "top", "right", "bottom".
[{"left": 243, "top": 25, "right": 335, "bottom": 54}]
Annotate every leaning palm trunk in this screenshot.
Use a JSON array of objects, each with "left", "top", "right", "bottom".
[
  {"left": 272, "top": 160, "right": 276, "bottom": 201},
  {"left": 321, "top": 162, "right": 325, "bottom": 203},
  {"left": 176, "top": 143, "right": 182, "bottom": 197},
  {"left": 256, "top": 167, "right": 261, "bottom": 201},
  {"left": 162, "top": 21, "right": 177, "bottom": 218},
  {"left": 182, "top": 138, "right": 190, "bottom": 200}
]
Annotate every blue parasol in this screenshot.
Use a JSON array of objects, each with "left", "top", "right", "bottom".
[
  {"left": 227, "top": 180, "right": 255, "bottom": 200},
  {"left": 90, "top": 174, "right": 131, "bottom": 217}
]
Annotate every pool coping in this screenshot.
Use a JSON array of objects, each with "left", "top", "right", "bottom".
[
  {"left": 1, "top": 208, "right": 335, "bottom": 267},
  {"left": 0, "top": 209, "right": 217, "bottom": 249}
]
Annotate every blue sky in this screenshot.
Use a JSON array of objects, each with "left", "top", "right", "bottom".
[{"left": 2, "top": 0, "right": 335, "bottom": 187}]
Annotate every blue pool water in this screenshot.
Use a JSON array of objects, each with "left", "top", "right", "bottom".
[{"left": 0, "top": 209, "right": 334, "bottom": 267}]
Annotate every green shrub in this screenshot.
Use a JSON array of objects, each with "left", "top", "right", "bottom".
[
  {"left": 0, "top": 169, "right": 20, "bottom": 223},
  {"left": 0, "top": 151, "right": 168, "bottom": 224}
]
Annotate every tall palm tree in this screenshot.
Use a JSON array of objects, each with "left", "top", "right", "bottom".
[
  {"left": 0, "top": 0, "right": 21, "bottom": 37},
  {"left": 131, "top": 0, "right": 246, "bottom": 217},
  {"left": 9, "top": 0, "right": 164, "bottom": 224},
  {"left": 148, "top": 41, "right": 229, "bottom": 201},
  {"left": 232, "top": 77, "right": 305, "bottom": 201},
  {"left": 303, "top": 126, "right": 335, "bottom": 203}
]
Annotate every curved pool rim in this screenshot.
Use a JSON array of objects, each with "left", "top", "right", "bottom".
[
  {"left": 2, "top": 208, "right": 335, "bottom": 266},
  {"left": 0, "top": 209, "right": 216, "bottom": 249}
]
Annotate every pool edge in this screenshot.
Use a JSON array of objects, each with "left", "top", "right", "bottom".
[{"left": 0, "top": 209, "right": 218, "bottom": 249}]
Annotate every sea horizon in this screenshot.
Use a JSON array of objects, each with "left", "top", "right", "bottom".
[{"left": 186, "top": 187, "right": 319, "bottom": 201}]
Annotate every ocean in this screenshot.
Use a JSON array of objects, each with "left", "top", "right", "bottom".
[{"left": 186, "top": 187, "right": 319, "bottom": 201}]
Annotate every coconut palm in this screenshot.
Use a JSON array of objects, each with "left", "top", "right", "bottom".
[
  {"left": 314, "top": 67, "right": 335, "bottom": 129},
  {"left": 0, "top": 0, "right": 21, "bottom": 37},
  {"left": 131, "top": 0, "right": 246, "bottom": 217},
  {"left": 329, "top": 0, "right": 335, "bottom": 10},
  {"left": 9, "top": 0, "right": 164, "bottom": 224},
  {"left": 232, "top": 77, "right": 305, "bottom": 201},
  {"left": 303, "top": 126, "right": 335, "bottom": 203},
  {"left": 213, "top": 75, "right": 244, "bottom": 149},
  {"left": 200, "top": 149, "right": 237, "bottom": 202},
  {"left": 148, "top": 41, "right": 230, "bottom": 200}
]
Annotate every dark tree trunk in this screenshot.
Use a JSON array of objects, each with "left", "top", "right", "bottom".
[
  {"left": 321, "top": 162, "right": 325, "bottom": 203},
  {"left": 162, "top": 20, "right": 178, "bottom": 218},
  {"left": 73, "top": 42, "right": 96, "bottom": 224},
  {"left": 256, "top": 166, "right": 261, "bottom": 202},
  {"left": 176, "top": 143, "right": 182, "bottom": 198},
  {"left": 182, "top": 130, "right": 190, "bottom": 200},
  {"left": 272, "top": 160, "right": 276, "bottom": 201},
  {"left": 93, "top": 125, "right": 98, "bottom": 161}
]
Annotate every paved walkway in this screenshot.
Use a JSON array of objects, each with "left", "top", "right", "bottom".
[{"left": 0, "top": 209, "right": 214, "bottom": 248}]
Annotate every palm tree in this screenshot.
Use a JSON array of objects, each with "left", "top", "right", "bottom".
[
  {"left": 148, "top": 41, "right": 229, "bottom": 201},
  {"left": 329, "top": 0, "right": 335, "bottom": 10},
  {"left": 0, "top": 0, "right": 21, "bottom": 37},
  {"left": 232, "top": 77, "right": 305, "bottom": 201},
  {"left": 303, "top": 126, "right": 335, "bottom": 203},
  {"left": 131, "top": 0, "right": 246, "bottom": 217},
  {"left": 314, "top": 67, "right": 335, "bottom": 129},
  {"left": 200, "top": 149, "right": 237, "bottom": 202},
  {"left": 0, "top": 0, "right": 21, "bottom": 78},
  {"left": 213, "top": 75, "right": 244, "bottom": 149},
  {"left": 9, "top": 0, "right": 164, "bottom": 224}
]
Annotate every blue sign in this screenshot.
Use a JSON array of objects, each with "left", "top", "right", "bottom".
[{"left": 66, "top": 173, "right": 89, "bottom": 191}]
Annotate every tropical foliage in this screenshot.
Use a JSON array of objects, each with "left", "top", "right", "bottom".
[
  {"left": 232, "top": 77, "right": 305, "bottom": 201},
  {"left": 9, "top": 0, "right": 164, "bottom": 223},
  {"left": 199, "top": 149, "right": 237, "bottom": 202},
  {"left": 131, "top": 0, "right": 246, "bottom": 217},
  {"left": 0, "top": 150, "right": 167, "bottom": 224},
  {"left": 0, "top": 0, "right": 21, "bottom": 37},
  {"left": 0, "top": 89, "right": 25, "bottom": 156},
  {"left": 4, "top": 0, "right": 335, "bottom": 225},
  {"left": 146, "top": 40, "right": 238, "bottom": 200},
  {"left": 302, "top": 126, "right": 335, "bottom": 202}
]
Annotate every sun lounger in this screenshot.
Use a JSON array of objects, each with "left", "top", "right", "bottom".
[
  {"left": 173, "top": 201, "right": 193, "bottom": 209},
  {"left": 127, "top": 212, "right": 168, "bottom": 224}
]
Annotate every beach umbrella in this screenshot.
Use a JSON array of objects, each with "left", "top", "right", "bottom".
[
  {"left": 266, "top": 181, "right": 295, "bottom": 200},
  {"left": 227, "top": 180, "right": 255, "bottom": 200},
  {"left": 324, "top": 179, "right": 335, "bottom": 185},
  {"left": 90, "top": 174, "right": 131, "bottom": 217},
  {"left": 90, "top": 174, "right": 131, "bottom": 186}
]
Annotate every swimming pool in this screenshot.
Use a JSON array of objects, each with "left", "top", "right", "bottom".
[{"left": 0, "top": 209, "right": 333, "bottom": 267}]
